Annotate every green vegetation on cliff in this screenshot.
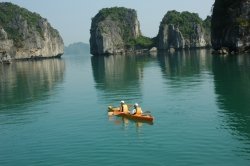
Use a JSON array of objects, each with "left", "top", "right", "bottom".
[
  {"left": 212, "top": 0, "right": 249, "bottom": 29},
  {"left": 93, "top": 7, "right": 137, "bottom": 42},
  {"left": 0, "top": 3, "right": 41, "bottom": 28},
  {"left": 203, "top": 16, "right": 211, "bottom": 32},
  {"left": 0, "top": 2, "right": 60, "bottom": 47},
  {"left": 0, "top": 2, "right": 42, "bottom": 46},
  {"left": 127, "top": 36, "right": 154, "bottom": 49},
  {"left": 97, "top": 7, "right": 132, "bottom": 22},
  {"left": 203, "top": 16, "right": 212, "bottom": 40},
  {"left": 211, "top": 0, "right": 250, "bottom": 52},
  {"left": 92, "top": 7, "right": 155, "bottom": 49},
  {"left": 161, "top": 10, "right": 205, "bottom": 39}
]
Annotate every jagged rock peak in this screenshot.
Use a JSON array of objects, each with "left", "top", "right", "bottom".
[
  {"left": 158, "top": 10, "right": 210, "bottom": 50},
  {"left": 0, "top": 2, "right": 64, "bottom": 61},
  {"left": 89, "top": 7, "right": 142, "bottom": 55}
]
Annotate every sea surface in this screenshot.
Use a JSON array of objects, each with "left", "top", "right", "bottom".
[{"left": 0, "top": 50, "right": 250, "bottom": 166}]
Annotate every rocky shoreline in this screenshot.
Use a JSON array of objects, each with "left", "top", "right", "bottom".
[{"left": 0, "top": 53, "right": 63, "bottom": 65}]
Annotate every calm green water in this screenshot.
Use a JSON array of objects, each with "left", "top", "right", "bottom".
[{"left": 0, "top": 50, "right": 250, "bottom": 165}]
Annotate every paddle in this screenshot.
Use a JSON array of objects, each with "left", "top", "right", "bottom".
[{"left": 141, "top": 111, "right": 152, "bottom": 117}]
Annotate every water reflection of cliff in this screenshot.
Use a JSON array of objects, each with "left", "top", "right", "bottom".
[
  {"left": 212, "top": 55, "right": 250, "bottom": 140},
  {"left": 157, "top": 49, "right": 212, "bottom": 87},
  {"left": 0, "top": 59, "right": 65, "bottom": 110},
  {"left": 91, "top": 55, "right": 154, "bottom": 102}
]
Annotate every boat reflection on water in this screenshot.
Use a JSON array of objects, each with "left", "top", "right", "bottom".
[{"left": 108, "top": 112, "right": 153, "bottom": 130}]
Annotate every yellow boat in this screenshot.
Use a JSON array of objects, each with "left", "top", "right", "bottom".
[{"left": 108, "top": 106, "right": 154, "bottom": 123}]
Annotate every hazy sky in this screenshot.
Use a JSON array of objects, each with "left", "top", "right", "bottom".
[{"left": 3, "top": 0, "right": 215, "bottom": 46}]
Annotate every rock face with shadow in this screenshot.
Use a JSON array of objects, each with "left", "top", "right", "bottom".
[
  {"left": 158, "top": 24, "right": 185, "bottom": 50},
  {"left": 90, "top": 7, "right": 141, "bottom": 55},
  {"left": 211, "top": 0, "right": 250, "bottom": 53},
  {"left": 157, "top": 10, "right": 210, "bottom": 50},
  {"left": 0, "top": 2, "right": 64, "bottom": 61}
]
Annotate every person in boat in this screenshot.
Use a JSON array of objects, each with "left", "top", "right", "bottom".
[
  {"left": 120, "top": 100, "right": 129, "bottom": 113},
  {"left": 131, "top": 103, "right": 143, "bottom": 115}
]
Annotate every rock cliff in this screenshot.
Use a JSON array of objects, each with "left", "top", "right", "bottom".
[
  {"left": 158, "top": 10, "right": 210, "bottom": 50},
  {"left": 158, "top": 24, "right": 185, "bottom": 50},
  {"left": 211, "top": 0, "right": 250, "bottom": 53},
  {"left": 0, "top": 2, "right": 64, "bottom": 61},
  {"left": 90, "top": 7, "right": 143, "bottom": 55}
]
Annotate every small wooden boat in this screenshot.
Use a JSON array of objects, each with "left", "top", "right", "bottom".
[{"left": 108, "top": 106, "right": 154, "bottom": 123}]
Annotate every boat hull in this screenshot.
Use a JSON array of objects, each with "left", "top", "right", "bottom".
[
  {"left": 116, "top": 112, "right": 154, "bottom": 122},
  {"left": 108, "top": 107, "right": 154, "bottom": 123}
]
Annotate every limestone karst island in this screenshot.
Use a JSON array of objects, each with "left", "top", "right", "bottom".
[
  {"left": 89, "top": 0, "right": 249, "bottom": 56},
  {"left": 0, "top": 2, "right": 64, "bottom": 62},
  {"left": 89, "top": 7, "right": 211, "bottom": 56},
  {"left": 0, "top": 0, "right": 249, "bottom": 61}
]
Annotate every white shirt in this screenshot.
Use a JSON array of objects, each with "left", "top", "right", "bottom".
[{"left": 131, "top": 109, "right": 136, "bottom": 114}]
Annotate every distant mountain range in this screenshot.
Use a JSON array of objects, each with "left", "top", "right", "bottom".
[{"left": 64, "top": 42, "right": 90, "bottom": 55}]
